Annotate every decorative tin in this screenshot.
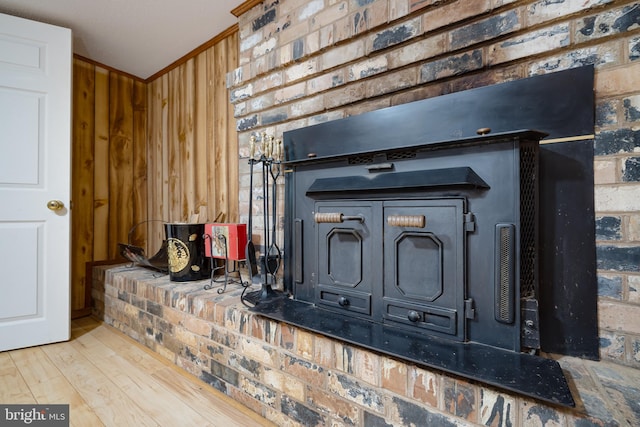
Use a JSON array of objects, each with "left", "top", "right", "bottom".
[{"left": 164, "top": 223, "right": 211, "bottom": 282}]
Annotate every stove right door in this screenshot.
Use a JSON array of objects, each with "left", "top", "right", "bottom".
[{"left": 382, "top": 198, "right": 466, "bottom": 341}]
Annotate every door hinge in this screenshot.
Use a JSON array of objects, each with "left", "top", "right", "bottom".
[
  {"left": 465, "top": 298, "right": 475, "bottom": 319},
  {"left": 464, "top": 212, "right": 476, "bottom": 232}
]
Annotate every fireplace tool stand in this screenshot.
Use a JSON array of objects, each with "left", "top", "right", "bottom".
[{"left": 242, "top": 134, "right": 286, "bottom": 306}]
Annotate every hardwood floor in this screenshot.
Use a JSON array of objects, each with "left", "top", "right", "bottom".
[{"left": 0, "top": 317, "right": 275, "bottom": 427}]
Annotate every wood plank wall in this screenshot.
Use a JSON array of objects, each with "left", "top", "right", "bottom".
[{"left": 71, "top": 30, "right": 239, "bottom": 316}]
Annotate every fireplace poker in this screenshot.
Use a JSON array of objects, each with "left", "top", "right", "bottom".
[
  {"left": 260, "top": 134, "right": 280, "bottom": 283},
  {"left": 245, "top": 135, "right": 259, "bottom": 282},
  {"left": 266, "top": 136, "right": 282, "bottom": 277}
]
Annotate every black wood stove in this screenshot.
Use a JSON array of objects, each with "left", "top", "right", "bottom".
[
  {"left": 290, "top": 129, "right": 542, "bottom": 353},
  {"left": 248, "top": 66, "right": 598, "bottom": 407}
]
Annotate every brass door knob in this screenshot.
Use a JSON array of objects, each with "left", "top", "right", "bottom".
[{"left": 47, "top": 200, "right": 64, "bottom": 211}]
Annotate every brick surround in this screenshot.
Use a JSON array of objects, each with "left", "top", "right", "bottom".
[{"left": 228, "top": 0, "right": 640, "bottom": 369}]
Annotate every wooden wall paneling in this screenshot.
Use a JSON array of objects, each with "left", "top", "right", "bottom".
[
  {"left": 194, "top": 54, "right": 210, "bottom": 222},
  {"left": 212, "top": 42, "right": 230, "bottom": 222},
  {"left": 146, "top": 78, "right": 165, "bottom": 255},
  {"left": 68, "top": 29, "right": 239, "bottom": 312},
  {"left": 132, "top": 80, "right": 148, "bottom": 250},
  {"left": 108, "top": 74, "right": 134, "bottom": 258},
  {"left": 226, "top": 32, "right": 240, "bottom": 222},
  {"left": 93, "top": 67, "right": 110, "bottom": 261},
  {"left": 205, "top": 48, "right": 216, "bottom": 222},
  {"left": 181, "top": 60, "right": 196, "bottom": 222},
  {"left": 71, "top": 59, "right": 96, "bottom": 315},
  {"left": 167, "top": 69, "right": 182, "bottom": 223},
  {"left": 161, "top": 73, "right": 170, "bottom": 229}
]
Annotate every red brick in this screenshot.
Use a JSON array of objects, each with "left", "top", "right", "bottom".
[
  {"left": 353, "top": 0, "right": 389, "bottom": 35},
  {"left": 597, "top": 63, "right": 640, "bottom": 98},
  {"left": 324, "top": 82, "right": 367, "bottom": 109},
  {"left": 443, "top": 378, "right": 477, "bottom": 422},
  {"left": 282, "top": 354, "right": 327, "bottom": 388},
  {"left": 409, "top": 366, "right": 439, "bottom": 408},
  {"left": 183, "top": 315, "right": 211, "bottom": 337},
  {"left": 390, "top": 0, "right": 411, "bottom": 20},
  {"left": 313, "top": 335, "right": 334, "bottom": 367},
  {"left": 295, "top": 329, "right": 314, "bottom": 360},
  {"left": 354, "top": 349, "right": 380, "bottom": 386},
  {"left": 599, "top": 300, "right": 640, "bottom": 334},
  {"left": 366, "top": 67, "right": 417, "bottom": 98},
  {"left": 310, "top": 1, "right": 348, "bottom": 31},
  {"left": 487, "top": 24, "right": 570, "bottom": 66},
  {"left": 306, "top": 386, "right": 361, "bottom": 424},
  {"left": 388, "top": 34, "right": 446, "bottom": 69},
  {"left": 381, "top": 357, "right": 407, "bottom": 395},
  {"left": 479, "top": 388, "right": 517, "bottom": 426},
  {"left": 422, "top": 0, "right": 491, "bottom": 33}
]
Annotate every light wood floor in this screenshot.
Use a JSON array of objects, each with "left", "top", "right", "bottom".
[{"left": 0, "top": 317, "right": 275, "bottom": 427}]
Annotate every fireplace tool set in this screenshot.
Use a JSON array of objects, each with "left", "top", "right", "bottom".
[
  {"left": 116, "top": 132, "right": 286, "bottom": 299},
  {"left": 242, "top": 133, "right": 286, "bottom": 306}
]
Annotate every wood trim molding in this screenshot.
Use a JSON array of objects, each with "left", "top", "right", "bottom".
[
  {"left": 145, "top": 23, "right": 239, "bottom": 83},
  {"left": 231, "top": 0, "right": 263, "bottom": 17}
]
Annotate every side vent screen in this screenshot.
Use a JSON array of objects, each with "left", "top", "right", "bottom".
[{"left": 495, "top": 224, "right": 515, "bottom": 324}]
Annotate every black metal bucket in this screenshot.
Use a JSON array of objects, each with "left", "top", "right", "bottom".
[{"left": 164, "top": 223, "right": 211, "bottom": 282}]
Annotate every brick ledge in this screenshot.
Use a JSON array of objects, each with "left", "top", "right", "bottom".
[{"left": 92, "top": 265, "right": 640, "bottom": 426}]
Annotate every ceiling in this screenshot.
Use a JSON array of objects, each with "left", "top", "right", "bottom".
[{"left": 0, "top": 0, "right": 244, "bottom": 80}]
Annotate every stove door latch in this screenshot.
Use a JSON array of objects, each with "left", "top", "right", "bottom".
[{"left": 464, "top": 298, "right": 476, "bottom": 320}]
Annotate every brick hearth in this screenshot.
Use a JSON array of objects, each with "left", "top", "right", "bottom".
[{"left": 93, "top": 265, "right": 640, "bottom": 426}]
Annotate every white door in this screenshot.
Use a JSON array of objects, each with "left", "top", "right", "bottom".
[{"left": 0, "top": 13, "right": 72, "bottom": 351}]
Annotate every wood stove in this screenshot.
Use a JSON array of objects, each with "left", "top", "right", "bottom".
[
  {"left": 248, "top": 66, "right": 598, "bottom": 407},
  {"left": 295, "top": 130, "right": 542, "bottom": 354}
]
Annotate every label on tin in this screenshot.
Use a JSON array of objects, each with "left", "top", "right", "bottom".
[{"left": 167, "top": 237, "right": 190, "bottom": 273}]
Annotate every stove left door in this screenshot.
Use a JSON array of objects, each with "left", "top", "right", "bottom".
[{"left": 314, "top": 201, "right": 378, "bottom": 318}]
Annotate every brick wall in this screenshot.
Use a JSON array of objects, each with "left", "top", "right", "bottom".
[{"left": 228, "top": 0, "right": 640, "bottom": 369}]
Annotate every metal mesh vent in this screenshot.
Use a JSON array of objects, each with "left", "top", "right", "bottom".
[
  {"left": 496, "top": 224, "right": 514, "bottom": 324},
  {"left": 348, "top": 154, "right": 375, "bottom": 164},
  {"left": 499, "top": 228, "right": 512, "bottom": 321},
  {"left": 519, "top": 143, "right": 538, "bottom": 299},
  {"left": 387, "top": 150, "right": 417, "bottom": 160}
]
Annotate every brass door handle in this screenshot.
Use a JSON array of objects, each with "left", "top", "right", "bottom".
[
  {"left": 47, "top": 200, "right": 64, "bottom": 211},
  {"left": 314, "top": 213, "right": 364, "bottom": 223},
  {"left": 387, "top": 215, "right": 425, "bottom": 228}
]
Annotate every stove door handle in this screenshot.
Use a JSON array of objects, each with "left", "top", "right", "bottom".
[
  {"left": 314, "top": 213, "right": 365, "bottom": 223},
  {"left": 387, "top": 215, "right": 426, "bottom": 228}
]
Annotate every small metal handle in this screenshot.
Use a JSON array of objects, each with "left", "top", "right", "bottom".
[
  {"left": 366, "top": 163, "right": 394, "bottom": 172},
  {"left": 47, "top": 200, "right": 64, "bottom": 211},
  {"left": 387, "top": 215, "right": 425, "bottom": 228},
  {"left": 338, "top": 296, "right": 350, "bottom": 307},
  {"left": 408, "top": 310, "right": 421, "bottom": 322},
  {"left": 314, "top": 213, "right": 364, "bottom": 223}
]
